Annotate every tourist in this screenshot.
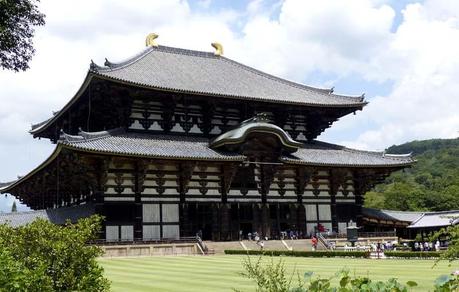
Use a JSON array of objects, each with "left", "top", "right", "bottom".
[
  {"left": 311, "top": 236, "right": 318, "bottom": 251},
  {"left": 257, "top": 239, "right": 264, "bottom": 250}
]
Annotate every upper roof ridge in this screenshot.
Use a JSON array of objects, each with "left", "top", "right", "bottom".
[
  {"left": 58, "top": 128, "right": 125, "bottom": 143},
  {"left": 92, "top": 45, "right": 219, "bottom": 73},
  {"left": 91, "top": 44, "right": 361, "bottom": 102},
  {"left": 218, "top": 56, "right": 358, "bottom": 100},
  {"left": 91, "top": 47, "right": 155, "bottom": 72}
]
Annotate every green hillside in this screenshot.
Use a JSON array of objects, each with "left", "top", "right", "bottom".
[{"left": 364, "top": 138, "right": 459, "bottom": 211}]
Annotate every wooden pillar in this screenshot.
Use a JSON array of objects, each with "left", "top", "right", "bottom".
[
  {"left": 211, "top": 203, "right": 220, "bottom": 241},
  {"left": 220, "top": 164, "right": 237, "bottom": 241},
  {"left": 330, "top": 169, "right": 347, "bottom": 233},
  {"left": 220, "top": 203, "right": 230, "bottom": 241},
  {"left": 261, "top": 204, "right": 270, "bottom": 238},
  {"left": 290, "top": 203, "right": 298, "bottom": 230},
  {"left": 180, "top": 203, "right": 193, "bottom": 237},
  {"left": 94, "top": 158, "right": 109, "bottom": 240},
  {"left": 94, "top": 191, "right": 106, "bottom": 240},
  {"left": 253, "top": 203, "right": 261, "bottom": 235},
  {"left": 276, "top": 203, "right": 281, "bottom": 237},
  {"left": 353, "top": 170, "right": 367, "bottom": 228},
  {"left": 134, "top": 160, "right": 147, "bottom": 241},
  {"left": 297, "top": 204, "right": 306, "bottom": 237},
  {"left": 330, "top": 194, "right": 338, "bottom": 232}
]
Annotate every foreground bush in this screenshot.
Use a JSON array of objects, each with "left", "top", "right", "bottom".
[
  {"left": 237, "top": 256, "right": 418, "bottom": 292},
  {"left": 225, "top": 249, "right": 370, "bottom": 258},
  {"left": 0, "top": 215, "right": 110, "bottom": 291},
  {"left": 238, "top": 256, "right": 459, "bottom": 291},
  {"left": 432, "top": 224, "right": 459, "bottom": 263}
]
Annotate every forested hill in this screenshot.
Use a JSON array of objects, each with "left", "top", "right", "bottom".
[{"left": 364, "top": 138, "right": 459, "bottom": 211}]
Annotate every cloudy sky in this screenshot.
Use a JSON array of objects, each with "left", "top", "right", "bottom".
[{"left": 1, "top": 0, "right": 458, "bottom": 212}]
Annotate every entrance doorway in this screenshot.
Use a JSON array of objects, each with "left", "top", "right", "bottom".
[{"left": 240, "top": 222, "right": 253, "bottom": 240}]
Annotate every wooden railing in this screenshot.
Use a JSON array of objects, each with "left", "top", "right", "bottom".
[
  {"left": 91, "top": 236, "right": 197, "bottom": 246},
  {"left": 358, "top": 231, "right": 396, "bottom": 238}
]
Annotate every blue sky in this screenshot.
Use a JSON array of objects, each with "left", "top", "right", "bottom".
[{"left": 1, "top": 0, "right": 458, "bottom": 212}]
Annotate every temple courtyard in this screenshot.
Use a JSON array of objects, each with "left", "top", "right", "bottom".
[{"left": 99, "top": 255, "right": 453, "bottom": 291}]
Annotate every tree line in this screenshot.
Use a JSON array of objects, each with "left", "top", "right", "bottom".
[{"left": 365, "top": 138, "right": 459, "bottom": 211}]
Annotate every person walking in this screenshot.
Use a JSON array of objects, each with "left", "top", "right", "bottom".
[{"left": 311, "top": 236, "right": 318, "bottom": 251}]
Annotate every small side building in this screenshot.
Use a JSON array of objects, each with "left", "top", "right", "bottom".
[{"left": 362, "top": 207, "right": 459, "bottom": 239}]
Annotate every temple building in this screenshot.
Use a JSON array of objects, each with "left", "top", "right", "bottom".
[{"left": 0, "top": 34, "right": 414, "bottom": 241}]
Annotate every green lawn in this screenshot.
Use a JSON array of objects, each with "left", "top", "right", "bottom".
[{"left": 100, "top": 255, "right": 456, "bottom": 291}]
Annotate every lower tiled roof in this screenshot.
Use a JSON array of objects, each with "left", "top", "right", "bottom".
[
  {"left": 284, "top": 141, "right": 413, "bottom": 167},
  {"left": 59, "top": 130, "right": 413, "bottom": 167},
  {"left": 0, "top": 204, "right": 95, "bottom": 227},
  {"left": 363, "top": 207, "right": 459, "bottom": 228},
  {"left": 1, "top": 130, "right": 413, "bottom": 195},
  {"left": 61, "top": 130, "right": 245, "bottom": 161},
  {"left": 408, "top": 211, "right": 459, "bottom": 228},
  {"left": 362, "top": 207, "right": 423, "bottom": 223}
]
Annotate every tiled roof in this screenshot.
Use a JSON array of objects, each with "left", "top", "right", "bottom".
[
  {"left": 0, "top": 204, "right": 95, "bottom": 227},
  {"left": 59, "top": 129, "right": 412, "bottom": 167},
  {"left": 60, "top": 129, "right": 245, "bottom": 161},
  {"left": 2, "top": 129, "right": 413, "bottom": 195},
  {"left": 282, "top": 141, "right": 414, "bottom": 167},
  {"left": 363, "top": 207, "right": 459, "bottom": 228},
  {"left": 362, "top": 207, "right": 423, "bottom": 223},
  {"left": 408, "top": 211, "right": 459, "bottom": 228},
  {"left": 91, "top": 45, "right": 366, "bottom": 107}
]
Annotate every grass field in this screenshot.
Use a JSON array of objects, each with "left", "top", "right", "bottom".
[{"left": 100, "top": 255, "right": 456, "bottom": 291}]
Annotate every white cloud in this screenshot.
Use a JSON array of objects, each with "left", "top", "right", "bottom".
[{"left": 332, "top": 0, "right": 459, "bottom": 149}]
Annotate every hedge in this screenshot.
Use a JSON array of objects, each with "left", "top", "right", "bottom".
[
  {"left": 224, "top": 249, "right": 370, "bottom": 258},
  {"left": 384, "top": 251, "right": 443, "bottom": 258}
]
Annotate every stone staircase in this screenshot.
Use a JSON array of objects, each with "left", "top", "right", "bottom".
[
  {"left": 204, "top": 241, "right": 246, "bottom": 254},
  {"left": 289, "top": 239, "right": 319, "bottom": 251},
  {"left": 204, "top": 239, "right": 317, "bottom": 254}
]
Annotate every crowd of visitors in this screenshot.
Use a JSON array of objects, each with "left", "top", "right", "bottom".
[{"left": 413, "top": 240, "right": 441, "bottom": 251}]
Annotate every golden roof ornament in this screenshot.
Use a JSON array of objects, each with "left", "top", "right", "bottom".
[
  {"left": 145, "top": 33, "right": 159, "bottom": 47},
  {"left": 211, "top": 42, "right": 223, "bottom": 56}
]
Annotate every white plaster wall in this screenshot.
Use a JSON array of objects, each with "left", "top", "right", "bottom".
[
  {"left": 143, "top": 204, "right": 160, "bottom": 223},
  {"left": 162, "top": 204, "right": 179, "bottom": 222}
]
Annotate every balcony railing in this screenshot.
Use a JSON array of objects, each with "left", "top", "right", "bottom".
[
  {"left": 90, "top": 236, "right": 197, "bottom": 246},
  {"left": 358, "top": 231, "right": 396, "bottom": 238}
]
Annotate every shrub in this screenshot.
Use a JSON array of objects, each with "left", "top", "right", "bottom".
[
  {"left": 431, "top": 224, "right": 459, "bottom": 263},
  {"left": 0, "top": 215, "right": 110, "bottom": 291},
  {"left": 434, "top": 273, "right": 459, "bottom": 292},
  {"left": 0, "top": 249, "right": 53, "bottom": 291},
  {"left": 237, "top": 255, "right": 418, "bottom": 292},
  {"left": 224, "top": 249, "right": 370, "bottom": 258},
  {"left": 385, "top": 251, "right": 443, "bottom": 259}
]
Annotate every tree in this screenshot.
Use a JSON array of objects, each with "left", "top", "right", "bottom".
[
  {"left": 364, "top": 138, "right": 459, "bottom": 211},
  {"left": 11, "top": 201, "right": 17, "bottom": 212},
  {"left": 0, "top": 215, "right": 110, "bottom": 291},
  {"left": 432, "top": 223, "right": 459, "bottom": 263},
  {"left": 0, "top": 0, "right": 45, "bottom": 72}
]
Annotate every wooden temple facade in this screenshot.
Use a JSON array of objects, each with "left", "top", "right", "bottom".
[{"left": 1, "top": 36, "right": 414, "bottom": 241}]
